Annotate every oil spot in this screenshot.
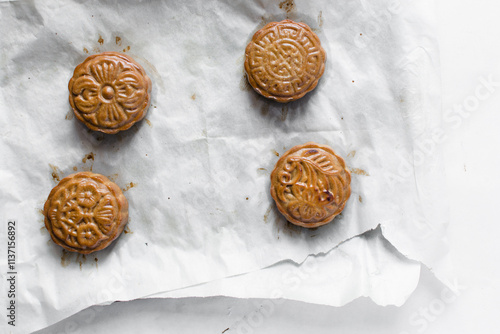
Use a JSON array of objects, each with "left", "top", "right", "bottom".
[
  {"left": 261, "top": 103, "right": 269, "bottom": 116},
  {"left": 65, "top": 110, "right": 74, "bottom": 120},
  {"left": 73, "top": 166, "right": 78, "bottom": 171},
  {"left": 360, "top": 33, "right": 363, "bottom": 36},
  {"left": 122, "top": 182, "right": 136, "bottom": 192},
  {"left": 347, "top": 150, "right": 356, "bottom": 158},
  {"left": 239, "top": 74, "right": 252, "bottom": 91},
  {"left": 272, "top": 149, "right": 280, "bottom": 157},
  {"left": 116, "top": 36, "right": 122, "bottom": 45},
  {"left": 123, "top": 46, "right": 130, "bottom": 52},
  {"left": 257, "top": 16, "right": 270, "bottom": 30},
  {"left": 246, "top": 197, "right": 249, "bottom": 200},
  {"left": 49, "top": 164, "right": 61, "bottom": 182},
  {"left": 123, "top": 225, "right": 133, "bottom": 234},
  {"left": 92, "top": 46, "right": 101, "bottom": 53},
  {"left": 283, "top": 221, "right": 301, "bottom": 236},
  {"left": 264, "top": 205, "right": 272, "bottom": 223},
  {"left": 279, "top": 0, "right": 295, "bottom": 13},
  {"left": 145, "top": 118, "right": 152, "bottom": 127},
  {"left": 257, "top": 167, "right": 267, "bottom": 174},
  {"left": 352, "top": 80, "right": 355, "bottom": 83},
  {"left": 191, "top": 93, "right": 196, "bottom": 100},
  {"left": 38, "top": 209, "right": 44, "bottom": 216},
  {"left": 281, "top": 105, "right": 288, "bottom": 121},
  {"left": 40, "top": 226, "right": 46, "bottom": 233},
  {"left": 61, "top": 250, "right": 71, "bottom": 267},
  {"left": 235, "top": 54, "right": 244, "bottom": 65},
  {"left": 94, "top": 257, "right": 98, "bottom": 268},
  {"left": 76, "top": 254, "right": 87, "bottom": 271},
  {"left": 98, "top": 35, "right": 104, "bottom": 45},
  {"left": 83, "top": 47, "right": 89, "bottom": 54},
  {"left": 82, "top": 152, "right": 95, "bottom": 163},
  {"left": 108, "top": 173, "right": 119, "bottom": 181},
  {"left": 359, "top": 195, "right": 363, "bottom": 203},
  {"left": 318, "top": 11, "right": 324, "bottom": 27},
  {"left": 349, "top": 167, "right": 370, "bottom": 176}
]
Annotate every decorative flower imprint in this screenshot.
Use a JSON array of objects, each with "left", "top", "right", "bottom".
[
  {"left": 44, "top": 173, "right": 127, "bottom": 253},
  {"left": 271, "top": 144, "right": 351, "bottom": 227},
  {"left": 69, "top": 52, "right": 151, "bottom": 133},
  {"left": 245, "top": 20, "right": 326, "bottom": 102}
]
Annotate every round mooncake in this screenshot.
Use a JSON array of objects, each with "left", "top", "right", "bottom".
[
  {"left": 69, "top": 52, "right": 152, "bottom": 134},
  {"left": 270, "top": 142, "right": 351, "bottom": 228},
  {"left": 44, "top": 172, "right": 129, "bottom": 254},
  {"left": 244, "top": 20, "right": 326, "bottom": 103}
]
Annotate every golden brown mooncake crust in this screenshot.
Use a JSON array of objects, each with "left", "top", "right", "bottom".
[
  {"left": 69, "top": 52, "right": 152, "bottom": 134},
  {"left": 270, "top": 142, "right": 351, "bottom": 228},
  {"left": 244, "top": 20, "right": 326, "bottom": 103},
  {"left": 44, "top": 172, "right": 129, "bottom": 254}
]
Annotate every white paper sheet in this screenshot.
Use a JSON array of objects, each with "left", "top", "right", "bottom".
[
  {"left": 0, "top": 0, "right": 451, "bottom": 332},
  {"left": 152, "top": 227, "right": 422, "bottom": 307}
]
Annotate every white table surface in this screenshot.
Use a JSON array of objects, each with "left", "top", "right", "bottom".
[{"left": 34, "top": 0, "right": 500, "bottom": 332}]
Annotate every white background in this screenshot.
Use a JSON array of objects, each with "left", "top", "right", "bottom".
[{"left": 34, "top": 0, "right": 500, "bottom": 333}]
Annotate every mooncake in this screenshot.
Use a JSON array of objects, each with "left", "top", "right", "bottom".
[
  {"left": 245, "top": 20, "right": 326, "bottom": 103},
  {"left": 44, "top": 172, "right": 128, "bottom": 254},
  {"left": 270, "top": 142, "right": 350, "bottom": 228},
  {"left": 69, "top": 52, "right": 152, "bottom": 134}
]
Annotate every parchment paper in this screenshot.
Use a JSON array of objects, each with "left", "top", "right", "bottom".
[{"left": 0, "top": 0, "right": 451, "bottom": 332}]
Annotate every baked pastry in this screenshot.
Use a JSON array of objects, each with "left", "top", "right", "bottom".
[
  {"left": 270, "top": 142, "right": 351, "bottom": 228},
  {"left": 244, "top": 20, "right": 326, "bottom": 103},
  {"left": 44, "top": 172, "right": 129, "bottom": 254},
  {"left": 69, "top": 52, "right": 152, "bottom": 134}
]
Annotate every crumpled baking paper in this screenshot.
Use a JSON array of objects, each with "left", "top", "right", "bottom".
[{"left": 0, "top": 0, "right": 451, "bottom": 332}]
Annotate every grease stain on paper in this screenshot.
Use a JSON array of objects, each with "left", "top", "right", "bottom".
[
  {"left": 98, "top": 35, "right": 104, "bottom": 45},
  {"left": 61, "top": 250, "right": 71, "bottom": 267},
  {"left": 65, "top": 110, "right": 74, "bottom": 120},
  {"left": 318, "top": 11, "right": 324, "bottom": 27},
  {"left": 281, "top": 105, "right": 288, "bottom": 121},
  {"left": 122, "top": 182, "right": 136, "bottom": 192},
  {"left": 279, "top": 0, "right": 295, "bottom": 14},
  {"left": 49, "top": 164, "right": 62, "bottom": 182},
  {"left": 349, "top": 167, "right": 369, "bottom": 176},
  {"left": 82, "top": 152, "right": 95, "bottom": 163},
  {"left": 240, "top": 74, "right": 252, "bottom": 91},
  {"left": 264, "top": 205, "right": 272, "bottom": 224}
]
